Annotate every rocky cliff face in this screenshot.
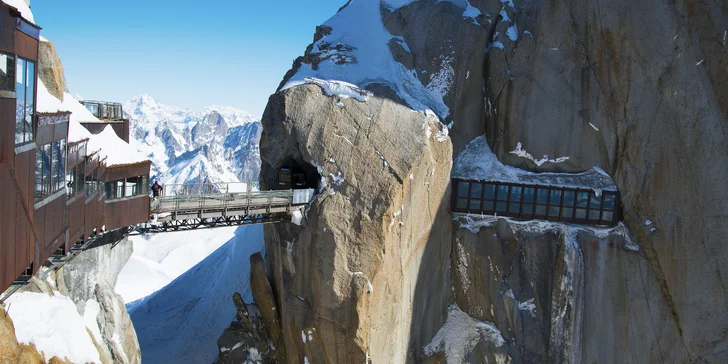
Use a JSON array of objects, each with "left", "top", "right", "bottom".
[
  {"left": 221, "top": 0, "right": 727, "bottom": 363},
  {"left": 38, "top": 39, "right": 68, "bottom": 102},
  {"left": 258, "top": 83, "right": 453, "bottom": 363}
]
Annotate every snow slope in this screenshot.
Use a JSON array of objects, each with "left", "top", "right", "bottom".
[
  {"left": 121, "top": 225, "right": 265, "bottom": 364},
  {"left": 5, "top": 292, "right": 102, "bottom": 363},
  {"left": 115, "top": 227, "right": 249, "bottom": 303}
]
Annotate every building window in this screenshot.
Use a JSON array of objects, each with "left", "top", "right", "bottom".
[
  {"left": 67, "top": 165, "right": 84, "bottom": 197},
  {"left": 15, "top": 57, "right": 35, "bottom": 145},
  {"left": 52, "top": 139, "right": 66, "bottom": 192},
  {"left": 86, "top": 167, "right": 100, "bottom": 196},
  {"left": 105, "top": 175, "right": 150, "bottom": 200},
  {"left": 0, "top": 52, "right": 15, "bottom": 91},
  {"left": 35, "top": 144, "right": 51, "bottom": 201},
  {"left": 35, "top": 139, "right": 67, "bottom": 202}
]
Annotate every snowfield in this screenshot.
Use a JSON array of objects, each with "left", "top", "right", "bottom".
[
  {"left": 5, "top": 292, "right": 102, "bottom": 363},
  {"left": 116, "top": 225, "right": 265, "bottom": 364}
]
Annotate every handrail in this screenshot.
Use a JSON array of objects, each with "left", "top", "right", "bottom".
[{"left": 451, "top": 178, "right": 621, "bottom": 227}]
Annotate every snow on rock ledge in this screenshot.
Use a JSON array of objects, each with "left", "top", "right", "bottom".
[
  {"left": 423, "top": 303, "right": 507, "bottom": 363},
  {"left": 281, "top": 77, "right": 373, "bottom": 102},
  {"left": 453, "top": 135, "right": 618, "bottom": 195}
]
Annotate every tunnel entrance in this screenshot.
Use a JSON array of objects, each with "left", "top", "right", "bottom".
[{"left": 274, "top": 158, "right": 321, "bottom": 191}]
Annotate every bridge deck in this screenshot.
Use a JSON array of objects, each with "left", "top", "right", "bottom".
[{"left": 151, "top": 189, "right": 312, "bottom": 222}]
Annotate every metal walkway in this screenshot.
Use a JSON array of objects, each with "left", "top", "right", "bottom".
[{"left": 138, "top": 188, "right": 315, "bottom": 233}]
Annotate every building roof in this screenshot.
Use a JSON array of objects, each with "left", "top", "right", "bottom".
[
  {"left": 2, "top": 0, "right": 35, "bottom": 25},
  {"left": 87, "top": 125, "right": 148, "bottom": 168}
]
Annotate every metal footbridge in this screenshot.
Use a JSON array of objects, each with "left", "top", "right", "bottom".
[{"left": 136, "top": 183, "right": 315, "bottom": 233}]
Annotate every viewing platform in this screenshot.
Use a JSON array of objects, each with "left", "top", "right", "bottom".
[
  {"left": 79, "top": 100, "right": 131, "bottom": 142},
  {"left": 451, "top": 179, "right": 621, "bottom": 227}
]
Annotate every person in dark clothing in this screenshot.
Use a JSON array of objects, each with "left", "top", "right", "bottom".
[{"left": 152, "top": 181, "right": 163, "bottom": 199}]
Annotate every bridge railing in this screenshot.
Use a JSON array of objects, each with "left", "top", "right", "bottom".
[
  {"left": 151, "top": 190, "right": 303, "bottom": 215},
  {"left": 451, "top": 178, "right": 621, "bottom": 227},
  {"left": 161, "top": 182, "right": 260, "bottom": 197}
]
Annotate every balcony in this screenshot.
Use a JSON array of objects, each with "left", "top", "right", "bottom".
[{"left": 79, "top": 100, "right": 130, "bottom": 143}]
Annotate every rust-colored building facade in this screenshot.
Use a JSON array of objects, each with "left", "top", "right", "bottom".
[
  {"left": 0, "top": 3, "right": 151, "bottom": 293},
  {"left": 0, "top": 3, "right": 43, "bottom": 292}
]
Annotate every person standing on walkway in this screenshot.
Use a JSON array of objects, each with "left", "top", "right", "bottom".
[{"left": 152, "top": 181, "right": 163, "bottom": 200}]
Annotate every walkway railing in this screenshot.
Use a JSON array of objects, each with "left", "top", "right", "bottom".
[
  {"left": 451, "top": 179, "right": 621, "bottom": 227},
  {"left": 79, "top": 100, "right": 124, "bottom": 121},
  {"left": 161, "top": 182, "right": 259, "bottom": 196},
  {"left": 150, "top": 188, "right": 315, "bottom": 222}
]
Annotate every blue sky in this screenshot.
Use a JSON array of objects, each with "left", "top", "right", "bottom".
[{"left": 33, "top": 0, "right": 346, "bottom": 115}]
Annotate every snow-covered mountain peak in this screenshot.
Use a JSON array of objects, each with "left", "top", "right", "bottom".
[{"left": 123, "top": 95, "right": 262, "bottom": 192}]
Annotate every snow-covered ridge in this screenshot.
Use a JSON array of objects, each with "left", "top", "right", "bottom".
[{"left": 283, "top": 0, "right": 454, "bottom": 120}]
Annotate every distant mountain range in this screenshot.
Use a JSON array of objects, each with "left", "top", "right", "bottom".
[{"left": 122, "top": 95, "right": 261, "bottom": 192}]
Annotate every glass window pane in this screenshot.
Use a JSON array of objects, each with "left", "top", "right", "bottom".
[
  {"left": 469, "top": 199, "right": 481, "bottom": 211},
  {"left": 142, "top": 175, "right": 149, "bottom": 194},
  {"left": 51, "top": 141, "right": 60, "bottom": 191},
  {"left": 55, "top": 139, "right": 66, "bottom": 191},
  {"left": 550, "top": 190, "right": 562, "bottom": 205},
  {"left": 575, "top": 208, "right": 587, "bottom": 219},
  {"left": 116, "top": 180, "right": 125, "bottom": 198},
  {"left": 24, "top": 61, "right": 34, "bottom": 142},
  {"left": 576, "top": 192, "right": 589, "bottom": 208},
  {"left": 522, "top": 204, "right": 534, "bottom": 215},
  {"left": 509, "top": 203, "right": 520, "bottom": 214},
  {"left": 457, "top": 182, "right": 469, "bottom": 198},
  {"left": 603, "top": 194, "right": 616, "bottom": 210},
  {"left": 484, "top": 184, "right": 495, "bottom": 200},
  {"left": 456, "top": 198, "right": 468, "bottom": 210},
  {"left": 35, "top": 145, "right": 46, "bottom": 200},
  {"left": 563, "top": 191, "right": 575, "bottom": 206},
  {"left": 602, "top": 211, "right": 614, "bottom": 223},
  {"left": 510, "top": 186, "right": 522, "bottom": 203},
  {"left": 483, "top": 200, "right": 494, "bottom": 211},
  {"left": 590, "top": 193, "right": 602, "bottom": 209},
  {"left": 523, "top": 187, "right": 535, "bottom": 203},
  {"left": 589, "top": 210, "right": 601, "bottom": 221},
  {"left": 15, "top": 59, "right": 25, "bottom": 144},
  {"left": 563, "top": 207, "right": 573, "bottom": 219},
  {"left": 536, "top": 189, "right": 549, "bottom": 204},
  {"left": 535, "top": 205, "right": 547, "bottom": 216},
  {"left": 496, "top": 201, "right": 507, "bottom": 212},
  {"left": 126, "top": 177, "right": 138, "bottom": 196},
  {"left": 549, "top": 206, "right": 560, "bottom": 217},
  {"left": 0, "top": 53, "right": 14, "bottom": 91},
  {"left": 470, "top": 183, "right": 482, "bottom": 199},
  {"left": 497, "top": 185, "right": 509, "bottom": 201}
]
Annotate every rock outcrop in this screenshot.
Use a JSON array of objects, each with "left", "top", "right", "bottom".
[
  {"left": 258, "top": 83, "right": 453, "bottom": 363},
  {"left": 223, "top": 0, "right": 727, "bottom": 363},
  {"left": 216, "top": 292, "right": 275, "bottom": 364},
  {"left": 38, "top": 39, "right": 68, "bottom": 101}
]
